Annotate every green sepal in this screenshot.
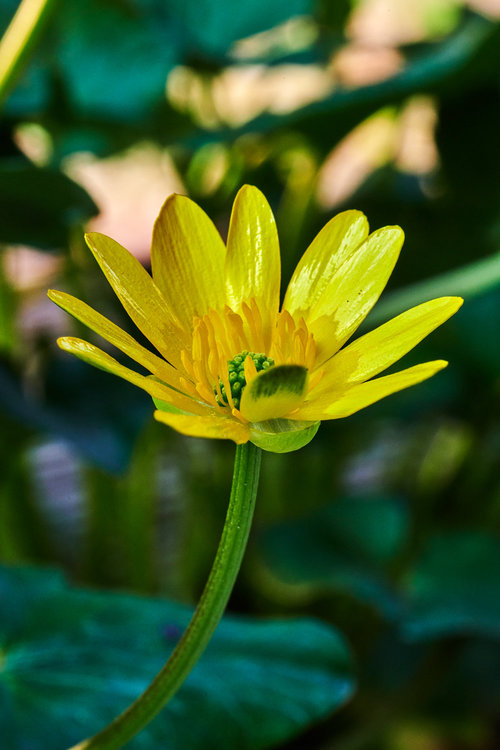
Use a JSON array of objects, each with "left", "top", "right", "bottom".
[
  {"left": 249, "top": 419, "right": 320, "bottom": 453},
  {"left": 148, "top": 376, "right": 193, "bottom": 415},
  {"left": 151, "top": 396, "right": 189, "bottom": 415}
]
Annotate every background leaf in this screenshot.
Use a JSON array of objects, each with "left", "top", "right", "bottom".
[
  {"left": 0, "top": 565, "right": 355, "bottom": 750},
  {"left": 0, "top": 161, "right": 97, "bottom": 249},
  {"left": 402, "top": 532, "right": 500, "bottom": 641},
  {"left": 260, "top": 495, "right": 409, "bottom": 618}
]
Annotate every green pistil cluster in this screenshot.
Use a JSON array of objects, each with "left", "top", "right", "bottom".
[{"left": 215, "top": 351, "right": 274, "bottom": 410}]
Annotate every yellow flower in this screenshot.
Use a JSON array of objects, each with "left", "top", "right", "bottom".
[{"left": 49, "top": 185, "right": 462, "bottom": 452}]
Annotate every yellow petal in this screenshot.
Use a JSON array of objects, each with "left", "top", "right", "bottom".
[
  {"left": 85, "top": 233, "right": 187, "bottom": 369},
  {"left": 57, "top": 337, "right": 212, "bottom": 416},
  {"left": 284, "top": 210, "right": 369, "bottom": 317},
  {"left": 307, "top": 225, "right": 405, "bottom": 365},
  {"left": 225, "top": 185, "right": 280, "bottom": 347},
  {"left": 48, "top": 289, "right": 183, "bottom": 390},
  {"left": 294, "top": 360, "right": 448, "bottom": 421},
  {"left": 316, "top": 296, "right": 463, "bottom": 393},
  {"left": 154, "top": 410, "right": 250, "bottom": 443},
  {"left": 151, "top": 193, "right": 226, "bottom": 331},
  {"left": 240, "top": 365, "right": 308, "bottom": 423}
]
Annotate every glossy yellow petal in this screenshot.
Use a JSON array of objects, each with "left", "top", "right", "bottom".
[
  {"left": 240, "top": 365, "right": 307, "bottom": 423},
  {"left": 284, "top": 210, "right": 369, "bottom": 317},
  {"left": 85, "top": 233, "right": 187, "bottom": 369},
  {"left": 154, "top": 410, "right": 250, "bottom": 443},
  {"left": 151, "top": 193, "right": 226, "bottom": 331},
  {"left": 316, "top": 296, "right": 463, "bottom": 393},
  {"left": 225, "top": 185, "right": 280, "bottom": 346},
  {"left": 57, "top": 337, "right": 212, "bottom": 416},
  {"left": 294, "top": 360, "right": 447, "bottom": 421},
  {"left": 48, "top": 289, "right": 183, "bottom": 390},
  {"left": 307, "top": 226, "right": 405, "bottom": 365}
]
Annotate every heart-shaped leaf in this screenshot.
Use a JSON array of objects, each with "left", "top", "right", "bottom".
[
  {"left": 401, "top": 532, "right": 500, "bottom": 641},
  {"left": 0, "top": 566, "right": 355, "bottom": 749},
  {"left": 260, "top": 495, "right": 409, "bottom": 618}
]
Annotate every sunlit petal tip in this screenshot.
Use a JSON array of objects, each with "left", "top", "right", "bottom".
[
  {"left": 432, "top": 359, "right": 448, "bottom": 371},
  {"left": 367, "top": 223, "right": 405, "bottom": 252},
  {"left": 235, "top": 183, "right": 256, "bottom": 197},
  {"left": 56, "top": 335, "right": 71, "bottom": 350},
  {"left": 447, "top": 295, "right": 464, "bottom": 311},
  {"left": 234, "top": 184, "right": 270, "bottom": 207},
  {"left": 155, "top": 191, "right": 191, "bottom": 216},
  {"left": 84, "top": 231, "right": 111, "bottom": 251}
]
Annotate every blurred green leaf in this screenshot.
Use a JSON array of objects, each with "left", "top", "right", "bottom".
[
  {"left": 428, "top": 640, "right": 500, "bottom": 715},
  {"left": 0, "top": 565, "right": 355, "bottom": 749},
  {"left": 0, "top": 160, "right": 97, "bottom": 249},
  {"left": 368, "top": 252, "right": 500, "bottom": 326},
  {"left": 448, "top": 288, "right": 500, "bottom": 376},
  {"left": 0, "top": 358, "right": 148, "bottom": 472},
  {"left": 212, "top": 15, "right": 500, "bottom": 151},
  {"left": 3, "top": 0, "right": 315, "bottom": 126},
  {"left": 165, "top": 0, "right": 313, "bottom": 58},
  {"left": 55, "top": 1, "right": 180, "bottom": 120},
  {"left": 260, "top": 495, "right": 409, "bottom": 617},
  {"left": 402, "top": 532, "right": 500, "bottom": 641}
]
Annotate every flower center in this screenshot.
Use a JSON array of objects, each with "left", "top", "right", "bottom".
[{"left": 215, "top": 351, "right": 275, "bottom": 410}]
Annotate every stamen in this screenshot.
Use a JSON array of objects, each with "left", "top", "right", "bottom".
[
  {"left": 214, "top": 350, "right": 274, "bottom": 412},
  {"left": 207, "top": 311, "right": 230, "bottom": 360},
  {"left": 185, "top": 302, "right": 317, "bottom": 418},
  {"left": 308, "top": 368, "right": 325, "bottom": 392},
  {"left": 179, "top": 376, "right": 198, "bottom": 399},
  {"left": 224, "top": 305, "right": 246, "bottom": 353},
  {"left": 243, "top": 354, "right": 258, "bottom": 384},
  {"left": 180, "top": 350, "right": 195, "bottom": 380},
  {"left": 218, "top": 355, "right": 235, "bottom": 411}
]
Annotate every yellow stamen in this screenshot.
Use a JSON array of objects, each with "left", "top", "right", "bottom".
[
  {"left": 218, "top": 354, "right": 235, "bottom": 411},
  {"left": 307, "top": 368, "right": 325, "bottom": 393},
  {"left": 243, "top": 354, "right": 258, "bottom": 384},
  {"left": 180, "top": 300, "right": 317, "bottom": 419}
]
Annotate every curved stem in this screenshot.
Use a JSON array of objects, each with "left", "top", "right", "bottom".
[
  {"left": 70, "top": 442, "right": 262, "bottom": 750},
  {"left": 0, "top": 0, "right": 57, "bottom": 108}
]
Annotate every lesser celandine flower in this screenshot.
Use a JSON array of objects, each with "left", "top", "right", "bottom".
[
  {"left": 54, "top": 187, "right": 462, "bottom": 750},
  {"left": 49, "top": 185, "right": 462, "bottom": 453}
]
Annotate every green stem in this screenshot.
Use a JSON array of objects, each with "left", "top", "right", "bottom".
[
  {"left": 0, "top": 0, "right": 56, "bottom": 108},
  {"left": 70, "top": 442, "right": 262, "bottom": 750}
]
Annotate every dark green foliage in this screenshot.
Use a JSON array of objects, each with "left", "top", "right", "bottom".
[
  {"left": 261, "top": 495, "right": 409, "bottom": 618},
  {"left": 402, "top": 532, "right": 500, "bottom": 641},
  {"left": 0, "top": 160, "right": 97, "bottom": 248},
  {"left": 0, "top": 565, "right": 355, "bottom": 749}
]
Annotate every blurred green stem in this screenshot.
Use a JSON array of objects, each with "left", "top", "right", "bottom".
[
  {"left": 0, "top": 255, "right": 16, "bottom": 354},
  {"left": 0, "top": 0, "right": 56, "bottom": 108},
  {"left": 70, "top": 442, "right": 262, "bottom": 750}
]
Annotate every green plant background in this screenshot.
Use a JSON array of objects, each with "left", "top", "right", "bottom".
[{"left": 1, "top": 0, "right": 499, "bottom": 748}]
